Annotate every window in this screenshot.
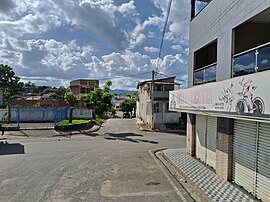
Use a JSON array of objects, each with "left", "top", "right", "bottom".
[
  {"left": 232, "top": 9, "right": 270, "bottom": 77},
  {"left": 191, "top": 0, "right": 211, "bottom": 19},
  {"left": 156, "top": 85, "right": 163, "bottom": 91},
  {"left": 194, "top": 40, "right": 217, "bottom": 85},
  {"left": 154, "top": 103, "right": 160, "bottom": 113}
]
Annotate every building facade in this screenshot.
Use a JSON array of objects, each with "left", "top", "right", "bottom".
[
  {"left": 70, "top": 79, "right": 99, "bottom": 96},
  {"left": 137, "top": 77, "right": 180, "bottom": 129},
  {"left": 170, "top": 1, "right": 270, "bottom": 201}
]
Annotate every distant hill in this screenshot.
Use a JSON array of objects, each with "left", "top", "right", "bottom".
[{"left": 111, "top": 89, "right": 136, "bottom": 95}]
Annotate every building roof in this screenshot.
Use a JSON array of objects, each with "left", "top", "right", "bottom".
[
  {"left": 70, "top": 79, "right": 99, "bottom": 82},
  {"left": 137, "top": 77, "right": 176, "bottom": 89}
]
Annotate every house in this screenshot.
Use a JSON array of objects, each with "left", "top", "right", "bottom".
[
  {"left": 169, "top": 0, "right": 270, "bottom": 201},
  {"left": 112, "top": 95, "right": 129, "bottom": 110},
  {"left": 137, "top": 77, "right": 181, "bottom": 130},
  {"left": 69, "top": 79, "right": 99, "bottom": 96}
]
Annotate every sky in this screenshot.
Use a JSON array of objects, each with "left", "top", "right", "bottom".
[{"left": 0, "top": 0, "right": 191, "bottom": 90}]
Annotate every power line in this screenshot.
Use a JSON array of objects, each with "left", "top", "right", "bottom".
[
  {"left": 155, "top": 71, "right": 188, "bottom": 84},
  {"left": 164, "top": 57, "right": 185, "bottom": 74},
  {"left": 156, "top": 0, "right": 173, "bottom": 73}
]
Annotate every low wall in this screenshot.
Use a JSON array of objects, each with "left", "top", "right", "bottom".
[
  {"left": 10, "top": 107, "right": 68, "bottom": 122},
  {"left": 9, "top": 107, "right": 92, "bottom": 123},
  {"left": 0, "top": 108, "right": 6, "bottom": 121},
  {"left": 69, "top": 108, "right": 92, "bottom": 119}
]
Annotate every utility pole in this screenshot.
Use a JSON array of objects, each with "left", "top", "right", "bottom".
[{"left": 151, "top": 70, "right": 155, "bottom": 130}]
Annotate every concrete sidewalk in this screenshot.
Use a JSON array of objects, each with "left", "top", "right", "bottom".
[{"left": 162, "top": 148, "right": 256, "bottom": 202}]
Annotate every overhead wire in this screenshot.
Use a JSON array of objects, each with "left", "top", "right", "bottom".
[{"left": 156, "top": 0, "right": 173, "bottom": 73}]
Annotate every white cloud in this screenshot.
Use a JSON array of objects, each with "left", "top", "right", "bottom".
[
  {"left": 171, "top": 44, "right": 181, "bottom": 50},
  {"left": 119, "top": 0, "right": 136, "bottom": 16},
  {"left": 151, "top": 0, "right": 190, "bottom": 45},
  {"left": 0, "top": 35, "right": 187, "bottom": 89},
  {"left": 52, "top": 0, "right": 129, "bottom": 50},
  {"left": 0, "top": 0, "right": 190, "bottom": 89},
  {"left": 144, "top": 46, "right": 159, "bottom": 53}
]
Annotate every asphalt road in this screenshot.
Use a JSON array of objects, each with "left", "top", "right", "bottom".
[{"left": 0, "top": 115, "right": 192, "bottom": 202}]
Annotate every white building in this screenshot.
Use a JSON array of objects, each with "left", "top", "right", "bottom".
[
  {"left": 170, "top": 1, "right": 270, "bottom": 201},
  {"left": 137, "top": 77, "right": 180, "bottom": 130}
]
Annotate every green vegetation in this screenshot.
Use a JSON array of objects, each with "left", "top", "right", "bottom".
[
  {"left": 57, "top": 119, "right": 90, "bottom": 126},
  {"left": 80, "top": 80, "right": 114, "bottom": 118},
  {"left": 57, "top": 119, "right": 104, "bottom": 127},
  {"left": 0, "top": 64, "right": 24, "bottom": 104},
  {"left": 120, "top": 98, "right": 136, "bottom": 116},
  {"left": 0, "top": 63, "right": 68, "bottom": 104},
  {"left": 33, "top": 102, "right": 41, "bottom": 107},
  {"left": 89, "top": 118, "right": 104, "bottom": 126},
  {"left": 64, "top": 92, "right": 77, "bottom": 123}
]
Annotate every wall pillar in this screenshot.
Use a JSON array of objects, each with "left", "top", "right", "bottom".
[
  {"left": 186, "top": 113, "right": 196, "bottom": 156},
  {"left": 216, "top": 117, "right": 233, "bottom": 181}
]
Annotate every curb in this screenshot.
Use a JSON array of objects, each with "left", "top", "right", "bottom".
[{"left": 53, "top": 125, "right": 101, "bottom": 137}]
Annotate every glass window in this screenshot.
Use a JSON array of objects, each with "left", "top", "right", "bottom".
[
  {"left": 195, "top": 1, "right": 208, "bottom": 15},
  {"left": 194, "top": 64, "right": 216, "bottom": 85},
  {"left": 257, "top": 45, "right": 270, "bottom": 72},
  {"left": 233, "top": 51, "right": 256, "bottom": 77},
  {"left": 194, "top": 70, "right": 204, "bottom": 85},
  {"left": 204, "top": 64, "right": 216, "bottom": 83}
]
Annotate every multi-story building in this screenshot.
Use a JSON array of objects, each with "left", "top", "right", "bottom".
[
  {"left": 170, "top": 1, "right": 270, "bottom": 201},
  {"left": 70, "top": 79, "right": 99, "bottom": 96},
  {"left": 137, "top": 77, "right": 180, "bottom": 130}
]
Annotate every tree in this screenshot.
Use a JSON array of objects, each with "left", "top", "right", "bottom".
[
  {"left": 0, "top": 64, "right": 24, "bottom": 104},
  {"left": 120, "top": 98, "right": 136, "bottom": 116},
  {"left": 80, "top": 80, "right": 114, "bottom": 118},
  {"left": 64, "top": 92, "right": 77, "bottom": 123},
  {"left": 52, "top": 86, "right": 68, "bottom": 100}
]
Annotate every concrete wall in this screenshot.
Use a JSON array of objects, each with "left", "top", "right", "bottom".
[
  {"left": 154, "top": 102, "right": 179, "bottom": 124},
  {"left": 8, "top": 107, "right": 92, "bottom": 122},
  {"left": 0, "top": 108, "right": 6, "bottom": 121},
  {"left": 137, "top": 84, "right": 151, "bottom": 126},
  {"left": 70, "top": 108, "right": 92, "bottom": 119},
  {"left": 189, "top": 0, "right": 270, "bottom": 85},
  {"left": 10, "top": 107, "right": 68, "bottom": 122},
  {"left": 163, "top": 112, "right": 179, "bottom": 123}
]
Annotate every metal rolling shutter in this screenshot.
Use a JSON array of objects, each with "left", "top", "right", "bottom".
[
  {"left": 206, "top": 116, "right": 217, "bottom": 170},
  {"left": 196, "top": 115, "right": 207, "bottom": 163},
  {"left": 232, "top": 120, "right": 257, "bottom": 195},
  {"left": 256, "top": 123, "right": 270, "bottom": 201}
]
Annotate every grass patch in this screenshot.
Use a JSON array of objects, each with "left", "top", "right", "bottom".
[
  {"left": 57, "top": 119, "right": 90, "bottom": 127},
  {"left": 89, "top": 118, "right": 104, "bottom": 126}
]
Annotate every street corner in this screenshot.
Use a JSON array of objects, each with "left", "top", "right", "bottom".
[
  {"left": 55, "top": 125, "right": 102, "bottom": 139},
  {"left": 1, "top": 131, "right": 30, "bottom": 140}
]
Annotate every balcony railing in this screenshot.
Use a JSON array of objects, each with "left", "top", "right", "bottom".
[
  {"left": 194, "top": 63, "right": 216, "bottom": 85},
  {"left": 233, "top": 42, "right": 270, "bottom": 77}
]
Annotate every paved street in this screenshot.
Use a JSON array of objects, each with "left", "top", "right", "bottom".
[{"left": 0, "top": 115, "right": 192, "bottom": 202}]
